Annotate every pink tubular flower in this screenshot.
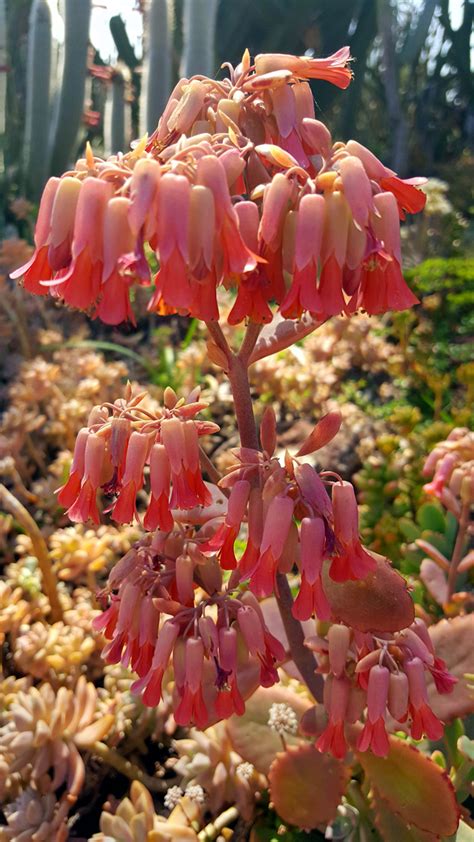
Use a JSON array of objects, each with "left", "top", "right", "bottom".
[
  {"left": 280, "top": 194, "right": 325, "bottom": 318},
  {"left": 319, "top": 190, "right": 350, "bottom": 317},
  {"left": 255, "top": 47, "right": 353, "bottom": 89},
  {"left": 250, "top": 494, "right": 294, "bottom": 597},
  {"left": 10, "top": 177, "right": 60, "bottom": 293},
  {"left": 317, "top": 675, "right": 350, "bottom": 759},
  {"left": 215, "top": 626, "right": 245, "bottom": 718},
  {"left": 67, "top": 433, "right": 105, "bottom": 524},
  {"left": 387, "top": 671, "right": 409, "bottom": 722},
  {"left": 351, "top": 192, "right": 419, "bottom": 315},
  {"left": 330, "top": 481, "right": 376, "bottom": 581},
  {"left": 174, "top": 637, "right": 208, "bottom": 728},
  {"left": 51, "top": 177, "right": 112, "bottom": 311},
  {"left": 112, "top": 431, "right": 150, "bottom": 524},
  {"left": 406, "top": 657, "right": 444, "bottom": 741},
  {"left": 160, "top": 418, "right": 211, "bottom": 510},
  {"left": 196, "top": 154, "right": 256, "bottom": 277},
  {"left": 46, "top": 176, "right": 82, "bottom": 271},
  {"left": 144, "top": 444, "right": 174, "bottom": 532},
  {"left": 96, "top": 197, "right": 137, "bottom": 324},
  {"left": 132, "top": 619, "right": 181, "bottom": 706},
  {"left": 423, "top": 453, "right": 457, "bottom": 499},
  {"left": 292, "top": 516, "right": 330, "bottom": 621},
  {"left": 128, "top": 157, "right": 161, "bottom": 240},
  {"left": 201, "top": 480, "right": 251, "bottom": 569},
  {"left": 57, "top": 427, "right": 89, "bottom": 508},
  {"left": 357, "top": 665, "right": 390, "bottom": 756},
  {"left": 149, "top": 173, "right": 192, "bottom": 313}
]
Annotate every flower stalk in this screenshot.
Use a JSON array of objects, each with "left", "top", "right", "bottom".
[{"left": 0, "top": 483, "right": 62, "bottom": 622}]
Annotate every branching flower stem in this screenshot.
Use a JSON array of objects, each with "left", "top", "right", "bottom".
[{"left": 208, "top": 319, "right": 324, "bottom": 703}]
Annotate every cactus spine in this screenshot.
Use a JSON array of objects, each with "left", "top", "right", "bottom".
[
  {"left": 181, "top": 0, "right": 219, "bottom": 78},
  {"left": 23, "top": 0, "right": 52, "bottom": 199},
  {"left": 49, "top": 0, "right": 91, "bottom": 176},
  {"left": 140, "top": 0, "right": 173, "bottom": 136}
]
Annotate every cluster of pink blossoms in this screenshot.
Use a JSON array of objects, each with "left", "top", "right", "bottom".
[
  {"left": 423, "top": 427, "right": 474, "bottom": 516},
  {"left": 12, "top": 48, "right": 425, "bottom": 325},
  {"left": 93, "top": 531, "right": 284, "bottom": 728},
  {"left": 308, "top": 620, "right": 456, "bottom": 759},
  {"left": 57, "top": 386, "right": 219, "bottom": 527}
]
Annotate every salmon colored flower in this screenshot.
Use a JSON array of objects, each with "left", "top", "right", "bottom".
[
  {"left": 330, "top": 481, "right": 376, "bottom": 581},
  {"left": 10, "top": 177, "right": 60, "bottom": 293},
  {"left": 67, "top": 433, "right": 105, "bottom": 525},
  {"left": 255, "top": 47, "right": 353, "bottom": 89}
]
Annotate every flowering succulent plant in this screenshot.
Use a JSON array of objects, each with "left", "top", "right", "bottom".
[{"left": 10, "top": 45, "right": 469, "bottom": 837}]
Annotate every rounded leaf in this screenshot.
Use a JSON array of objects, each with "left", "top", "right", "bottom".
[
  {"left": 269, "top": 744, "right": 347, "bottom": 829},
  {"left": 357, "top": 736, "right": 460, "bottom": 837},
  {"left": 427, "top": 615, "right": 474, "bottom": 722},
  {"left": 322, "top": 551, "right": 414, "bottom": 632},
  {"left": 226, "top": 685, "right": 311, "bottom": 774}
]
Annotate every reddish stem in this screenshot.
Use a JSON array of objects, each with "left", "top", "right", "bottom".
[
  {"left": 226, "top": 321, "right": 323, "bottom": 702},
  {"left": 446, "top": 500, "right": 471, "bottom": 600}
]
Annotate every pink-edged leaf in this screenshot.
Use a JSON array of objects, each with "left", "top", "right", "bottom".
[
  {"left": 322, "top": 551, "right": 414, "bottom": 633},
  {"left": 357, "top": 736, "right": 460, "bottom": 837},
  {"left": 249, "top": 312, "right": 325, "bottom": 364},
  {"left": 295, "top": 411, "right": 342, "bottom": 457},
  {"left": 268, "top": 744, "right": 347, "bottom": 829},
  {"left": 226, "top": 685, "right": 311, "bottom": 775},
  {"left": 427, "top": 615, "right": 474, "bottom": 722}
]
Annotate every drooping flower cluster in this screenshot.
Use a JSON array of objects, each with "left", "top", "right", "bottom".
[
  {"left": 12, "top": 49, "right": 425, "bottom": 326},
  {"left": 93, "top": 530, "right": 285, "bottom": 728},
  {"left": 307, "top": 619, "right": 456, "bottom": 759},
  {"left": 57, "top": 385, "right": 218, "bottom": 527},
  {"left": 207, "top": 408, "right": 376, "bottom": 615}
]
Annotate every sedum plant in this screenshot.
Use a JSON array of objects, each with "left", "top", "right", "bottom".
[{"left": 10, "top": 45, "right": 469, "bottom": 836}]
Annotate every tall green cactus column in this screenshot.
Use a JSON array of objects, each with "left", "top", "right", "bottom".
[
  {"left": 181, "top": 0, "right": 219, "bottom": 78},
  {"left": 140, "top": 0, "right": 173, "bottom": 136},
  {"left": 49, "top": 0, "right": 91, "bottom": 176},
  {"left": 23, "top": 0, "right": 52, "bottom": 199}
]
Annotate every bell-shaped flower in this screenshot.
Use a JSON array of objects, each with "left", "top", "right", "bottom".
[
  {"left": 174, "top": 637, "right": 208, "bottom": 728},
  {"left": 144, "top": 444, "right": 174, "bottom": 532},
  {"left": 292, "top": 517, "right": 330, "bottom": 621},
  {"left": 112, "top": 431, "right": 151, "bottom": 524},
  {"left": 255, "top": 47, "right": 352, "bottom": 89},
  {"left": 96, "top": 197, "right": 137, "bottom": 325},
  {"left": 201, "top": 480, "right": 250, "bottom": 569},
  {"left": 280, "top": 193, "right": 325, "bottom": 318},
  {"left": 132, "top": 619, "right": 181, "bottom": 706},
  {"left": 406, "top": 657, "right": 444, "bottom": 741},
  {"left": 250, "top": 494, "right": 294, "bottom": 597},
  {"left": 57, "top": 427, "right": 89, "bottom": 508},
  {"left": 196, "top": 154, "right": 256, "bottom": 277},
  {"left": 10, "top": 177, "right": 60, "bottom": 293},
  {"left": 161, "top": 418, "right": 211, "bottom": 509},
  {"left": 47, "top": 176, "right": 82, "bottom": 271},
  {"left": 49, "top": 177, "right": 112, "bottom": 311},
  {"left": 330, "top": 481, "right": 376, "bottom": 581},
  {"left": 67, "top": 433, "right": 106, "bottom": 524},
  {"left": 319, "top": 190, "right": 350, "bottom": 316},
  {"left": 316, "top": 675, "right": 350, "bottom": 759},
  {"left": 356, "top": 665, "right": 390, "bottom": 756},
  {"left": 149, "top": 173, "right": 192, "bottom": 312}
]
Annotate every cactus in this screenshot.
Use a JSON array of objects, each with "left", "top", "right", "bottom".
[
  {"left": 140, "top": 0, "right": 173, "bottom": 136},
  {"left": 0, "top": 0, "right": 6, "bottom": 184},
  {"left": 48, "top": 0, "right": 91, "bottom": 176},
  {"left": 181, "top": 0, "right": 219, "bottom": 78},
  {"left": 103, "top": 68, "right": 129, "bottom": 156},
  {"left": 23, "top": 0, "right": 52, "bottom": 199}
]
